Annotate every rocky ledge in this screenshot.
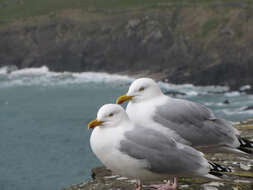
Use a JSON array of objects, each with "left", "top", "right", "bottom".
[{"left": 63, "top": 119, "right": 253, "bottom": 190}]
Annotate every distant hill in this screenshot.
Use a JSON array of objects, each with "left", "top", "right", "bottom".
[{"left": 0, "top": 0, "right": 252, "bottom": 23}]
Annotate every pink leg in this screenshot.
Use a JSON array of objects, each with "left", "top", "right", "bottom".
[
  {"left": 136, "top": 179, "right": 142, "bottom": 190},
  {"left": 149, "top": 177, "right": 178, "bottom": 190}
]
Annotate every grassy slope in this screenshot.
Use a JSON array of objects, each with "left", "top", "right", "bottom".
[{"left": 0, "top": 0, "right": 252, "bottom": 24}]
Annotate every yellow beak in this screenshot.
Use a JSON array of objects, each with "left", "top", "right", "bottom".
[
  {"left": 116, "top": 94, "right": 133, "bottom": 104},
  {"left": 88, "top": 119, "right": 103, "bottom": 129}
]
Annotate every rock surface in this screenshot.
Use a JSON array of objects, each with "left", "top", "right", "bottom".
[
  {"left": 63, "top": 119, "right": 253, "bottom": 190},
  {"left": 244, "top": 106, "right": 253, "bottom": 111},
  {"left": 1, "top": 2, "right": 253, "bottom": 92}
]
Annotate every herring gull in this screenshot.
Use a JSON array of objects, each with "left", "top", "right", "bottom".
[
  {"left": 88, "top": 104, "right": 229, "bottom": 190},
  {"left": 116, "top": 78, "right": 253, "bottom": 154}
]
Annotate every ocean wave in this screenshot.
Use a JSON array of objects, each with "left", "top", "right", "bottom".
[
  {"left": 0, "top": 65, "right": 18, "bottom": 75},
  {"left": 0, "top": 67, "right": 8, "bottom": 75},
  {"left": 0, "top": 66, "right": 243, "bottom": 99},
  {"left": 0, "top": 66, "right": 134, "bottom": 88},
  {"left": 240, "top": 85, "right": 251, "bottom": 91},
  {"left": 158, "top": 81, "right": 229, "bottom": 97},
  {"left": 0, "top": 65, "right": 18, "bottom": 76},
  {"left": 224, "top": 91, "right": 241, "bottom": 97},
  {"left": 206, "top": 102, "right": 227, "bottom": 107},
  {"left": 221, "top": 108, "right": 253, "bottom": 116},
  {"left": 10, "top": 66, "right": 50, "bottom": 76},
  {"left": 1, "top": 66, "right": 252, "bottom": 121}
]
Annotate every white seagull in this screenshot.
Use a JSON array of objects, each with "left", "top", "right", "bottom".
[
  {"left": 88, "top": 104, "right": 228, "bottom": 190},
  {"left": 116, "top": 78, "right": 253, "bottom": 154}
]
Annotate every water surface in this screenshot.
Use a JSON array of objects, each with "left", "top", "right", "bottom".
[{"left": 0, "top": 66, "right": 252, "bottom": 190}]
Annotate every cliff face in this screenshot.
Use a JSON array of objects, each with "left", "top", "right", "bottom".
[{"left": 1, "top": 3, "right": 253, "bottom": 91}]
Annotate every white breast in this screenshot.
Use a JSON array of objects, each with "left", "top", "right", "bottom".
[
  {"left": 126, "top": 95, "right": 167, "bottom": 126},
  {"left": 90, "top": 124, "right": 167, "bottom": 181}
]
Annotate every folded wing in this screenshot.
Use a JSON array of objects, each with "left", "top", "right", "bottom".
[
  {"left": 119, "top": 126, "right": 209, "bottom": 177},
  {"left": 153, "top": 98, "right": 239, "bottom": 149}
]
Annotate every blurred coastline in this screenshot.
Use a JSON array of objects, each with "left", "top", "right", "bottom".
[{"left": 0, "top": 1, "right": 253, "bottom": 93}]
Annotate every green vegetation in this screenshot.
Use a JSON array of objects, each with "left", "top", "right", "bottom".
[
  {"left": 202, "top": 19, "right": 219, "bottom": 37},
  {"left": 234, "top": 124, "right": 253, "bottom": 130},
  {"left": 0, "top": 0, "right": 165, "bottom": 23},
  {"left": 229, "top": 171, "right": 253, "bottom": 178},
  {"left": 0, "top": 0, "right": 252, "bottom": 24}
]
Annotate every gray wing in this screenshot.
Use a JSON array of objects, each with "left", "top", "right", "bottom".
[
  {"left": 119, "top": 126, "right": 208, "bottom": 176},
  {"left": 153, "top": 98, "right": 239, "bottom": 148}
]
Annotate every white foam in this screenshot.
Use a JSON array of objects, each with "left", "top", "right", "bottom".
[
  {"left": 216, "top": 102, "right": 225, "bottom": 106},
  {"left": 0, "top": 67, "right": 8, "bottom": 75},
  {"left": 222, "top": 108, "right": 253, "bottom": 116},
  {"left": 240, "top": 85, "right": 251, "bottom": 91},
  {"left": 1, "top": 66, "right": 232, "bottom": 96},
  {"left": 0, "top": 65, "right": 18, "bottom": 75},
  {"left": 10, "top": 66, "right": 50, "bottom": 76},
  {"left": 0, "top": 66, "right": 134, "bottom": 88},
  {"left": 1, "top": 66, "right": 252, "bottom": 121},
  {"left": 186, "top": 91, "right": 199, "bottom": 96},
  {"left": 204, "top": 102, "right": 232, "bottom": 107},
  {"left": 0, "top": 66, "right": 245, "bottom": 101},
  {"left": 204, "top": 102, "right": 213, "bottom": 106},
  {"left": 158, "top": 81, "right": 229, "bottom": 97},
  {"left": 224, "top": 91, "right": 241, "bottom": 97},
  {"left": 72, "top": 72, "right": 134, "bottom": 83}
]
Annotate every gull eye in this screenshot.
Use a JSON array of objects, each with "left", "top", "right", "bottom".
[
  {"left": 108, "top": 113, "right": 114, "bottom": 117},
  {"left": 139, "top": 87, "right": 145, "bottom": 91}
]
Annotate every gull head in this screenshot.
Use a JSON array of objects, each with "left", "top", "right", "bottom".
[
  {"left": 88, "top": 104, "right": 129, "bottom": 129},
  {"left": 117, "top": 78, "right": 162, "bottom": 104}
]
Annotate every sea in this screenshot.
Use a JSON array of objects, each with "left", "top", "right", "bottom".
[{"left": 0, "top": 66, "right": 253, "bottom": 190}]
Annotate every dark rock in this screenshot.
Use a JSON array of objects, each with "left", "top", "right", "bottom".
[
  {"left": 243, "top": 105, "right": 253, "bottom": 111},
  {"left": 91, "top": 166, "right": 112, "bottom": 180},
  {"left": 163, "top": 90, "right": 186, "bottom": 97},
  {"left": 223, "top": 99, "right": 230, "bottom": 104},
  {"left": 207, "top": 91, "right": 228, "bottom": 95},
  {"left": 63, "top": 165, "right": 253, "bottom": 190}
]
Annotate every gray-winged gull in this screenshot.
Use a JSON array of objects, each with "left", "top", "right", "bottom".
[
  {"left": 88, "top": 104, "right": 228, "bottom": 190},
  {"left": 116, "top": 78, "right": 253, "bottom": 154}
]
